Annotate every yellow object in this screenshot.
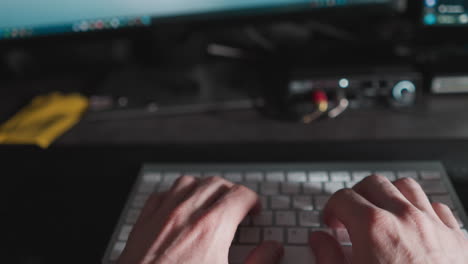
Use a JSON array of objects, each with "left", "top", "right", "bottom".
[{"left": 0, "top": 93, "right": 88, "bottom": 148}]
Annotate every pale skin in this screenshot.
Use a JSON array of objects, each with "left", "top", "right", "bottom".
[{"left": 118, "top": 174, "right": 468, "bottom": 264}]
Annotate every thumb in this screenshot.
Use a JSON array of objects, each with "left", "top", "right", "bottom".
[
  {"left": 310, "top": 231, "right": 348, "bottom": 264},
  {"left": 244, "top": 241, "right": 284, "bottom": 264}
]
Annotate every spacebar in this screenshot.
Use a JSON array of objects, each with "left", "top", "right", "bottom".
[{"left": 229, "top": 246, "right": 315, "bottom": 264}]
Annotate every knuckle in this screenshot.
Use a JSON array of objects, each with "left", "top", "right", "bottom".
[
  {"left": 333, "top": 188, "right": 355, "bottom": 199},
  {"left": 178, "top": 175, "right": 196, "bottom": 184},
  {"left": 432, "top": 202, "right": 449, "bottom": 211},
  {"left": 396, "top": 177, "right": 419, "bottom": 188},
  {"left": 364, "top": 207, "right": 391, "bottom": 227},
  {"left": 367, "top": 174, "right": 388, "bottom": 183},
  {"left": 167, "top": 204, "right": 187, "bottom": 224},
  {"left": 205, "top": 176, "right": 225, "bottom": 184}
]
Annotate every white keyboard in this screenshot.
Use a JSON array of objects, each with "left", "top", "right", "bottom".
[{"left": 103, "top": 162, "right": 468, "bottom": 264}]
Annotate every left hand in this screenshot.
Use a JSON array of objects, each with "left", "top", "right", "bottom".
[{"left": 118, "top": 175, "right": 284, "bottom": 264}]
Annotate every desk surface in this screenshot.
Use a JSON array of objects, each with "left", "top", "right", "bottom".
[{"left": 3, "top": 142, "right": 468, "bottom": 264}]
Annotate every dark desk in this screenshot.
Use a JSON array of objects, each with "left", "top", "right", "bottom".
[{"left": 3, "top": 142, "right": 468, "bottom": 264}]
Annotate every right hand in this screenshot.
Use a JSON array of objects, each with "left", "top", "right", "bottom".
[{"left": 310, "top": 175, "right": 468, "bottom": 264}]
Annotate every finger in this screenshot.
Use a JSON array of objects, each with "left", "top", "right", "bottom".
[
  {"left": 309, "top": 231, "right": 347, "bottom": 264},
  {"left": 323, "top": 188, "right": 379, "bottom": 239},
  {"left": 432, "top": 202, "right": 459, "bottom": 229},
  {"left": 393, "top": 178, "right": 436, "bottom": 216},
  {"left": 157, "top": 175, "right": 198, "bottom": 215},
  {"left": 139, "top": 192, "right": 167, "bottom": 220},
  {"left": 244, "top": 241, "right": 284, "bottom": 264},
  {"left": 353, "top": 175, "right": 413, "bottom": 213},
  {"left": 189, "top": 176, "right": 235, "bottom": 210},
  {"left": 208, "top": 184, "right": 259, "bottom": 231}
]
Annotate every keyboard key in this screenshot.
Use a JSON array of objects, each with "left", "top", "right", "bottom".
[
  {"left": 282, "top": 182, "right": 301, "bottom": 194},
  {"left": 240, "top": 216, "right": 250, "bottom": 226},
  {"left": 110, "top": 241, "right": 126, "bottom": 261},
  {"left": 252, "top": 211, "right": 273, "bottom": 226},
  {"left": 334, "top": 228, "right": 351, "bottom": 246},
  {"left": 242, "top": 182, "right": 258, "bottom": 192},
  {"left": 118, "top": 225, "right": 133, "bottom": 241},
  {"left": 224, "top": 172, "right": 243, "bottom": 182},
  {"left": 126, "top": 209, "right": 141, "bottom": 224},
  {"left": 375, "top": 171, "right": 396, "bottom": 181},
  {"left": 421, "top": 171, "right": 442, "bottom": 180},
  {"left": 271, "top": 196, "right": 290, "bottom": 209},
  {"left": 245, "top": 172, "right": 263, "bottom": 182},
  {"left": 239, "top": 227, "right": 260, "bottom": 243},
  {"left": 138, "top": 182, "right": 157, "bottom": 193},
  {"left": 288, "top": 228, "right": 309, "bottom": 244},
  {"left": 132, "top": 194, "right": 149, "bottom": 208},
  {"left": 203, "top": 172, "right": 222, "bottom": 178},
  {"left": 266, "top": 172, "right": 285, "bottom": 182},
  {"left": 260, "top": 182, "right": 279, "bottom": 195},
  {"left": 345, "top": 181, "right": 359, "bottom": 188},
  {"left": 352, "top": 171, "right": 371, "bottom": 182},
  {"left": 303, "top": 182, "right": 322, "bottom": 194},
  {"left": 282, "top": 246, "right": 315, "bottom": 264},
  {"left": 143, "top": 173, "right": 161, "bottom": 183},
  {"left": 259, "top": 196, "right": 268, "bottom": 209},
  {"left": 276, "top": 211, "right": 296, "bottom": 226},
  {"left": 309, "top": 171, "right": 329, "bottom": 182},
  {"left": 299, "top": 211, "right": 320, "bottom": 227},
  {"left": 158, "top": 183, "right": 172, "bottom": 192},
  {"left": 293, "top": 196, "right": 313, "bottom": 210},
  {"left": 163, "top": 172, "right": 181, "bottom": 183},
  {"left": 324, "top": 182, "right": 344, "bottom": 194},
  {"left": 431, "top": 195, "right": 455, "bottom": 209},
  {"left": 315, "top": 195, "right": 331, "bottom": 210},
  {"left": 229, "top": 245, "right": 255, "bottom": 264},
  {"left": 264, "top": 227, "right": 284, "bottom": 242},
  {"left": 330, "top": 171, "right": 351, "bottom": 182},
  {"left": 184, "top": 172, "right": 201, "bottom": 178},
  {"left": 398, "top": 171, "right": 418, "bottom": 179},
  {"left": 419, "top": 180, "right": 447, "bottom": 194},
  {"left": 288, "top": 172, "right": 307, "bottom": 182}
]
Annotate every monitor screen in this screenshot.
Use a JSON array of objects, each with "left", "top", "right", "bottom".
[
  {"left": 0, "top": 0, "right": 398, "bottom": 40},
  {"left": 423, "top": 0, "right": 468, "bottom": 25}
]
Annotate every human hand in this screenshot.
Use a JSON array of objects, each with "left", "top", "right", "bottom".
[
  {"left": 311, "top": 175, "right": 468, "bottom": 264},
  {"left": 117, "top": 175, "right": 284, "bottom": 264}
]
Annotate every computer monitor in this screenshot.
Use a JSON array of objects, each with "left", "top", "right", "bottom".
[
  {"left": 423, "top": 0, "right": 468, "bottom": 25},
  {"left": 0, "top": 0, "right": 402, "bottom": 40}
]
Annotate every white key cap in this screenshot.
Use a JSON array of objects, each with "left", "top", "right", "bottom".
[
  {"left": 334, "top": 228, "right": 351, "bottom": 246},
  {"left": 288, "top": 172, "right": 307, "bottom": 182},
  {"left": 346, "top": 181, "right": 359, "bottom": 188},
  {"left": 420, "top": 171, "right": 442, "bottom": 180},
  {"left": 118, "top": 225, "right": 133, "bottom": 241},
  {"left": 299, "top": 211, "right": 320, "bottom": 227},
  {"left": 158, "top": 183, "right": 172, "bottom": 192},
  {"left": 229, "top": 245, "right": 255, "bottom": 264},
  {"left": 253, "top": 211, "right": 273, "bottom": 226},
  {"left": 309, "top": 171, "right": 329, "bottom": 182},
  {"left": 419, "top": 180, "right": 447, "bottom": 194},
  {"left": 352, "top": 171, "right": 371, "bottom": 182},
  {"left": 138, "top": 182, "right": 157, "bottom": 193},
  {"left": 315, "top": 195, "right": 331, "bottom": 210},
  {"left": 245, "top": 172, "right": 263, "bottom": 182},
  {"left": 398, "top": 171, "right": 418, "bottom": 179},
  {"left": 184, "top": 172, "right": 201, "bottom": 178},
  {"left": 239, "top": 228, "right": 260, "bottom": 243},
  {"left": 375, "top": 171, "right": 396, "bottom": 181},
  {"left": 303, "top": 182, "right": 322, "bottom": 194},
  {"left": 243, "top": 182, "right": 258, "bottom": 192},
  {"left": 311, "top": 227, "right": 333, "bottom": 236},
  {"left": 293, "top": 196, "right": 313, "bottom": 210},
  {"left": 110, "top": 241, "right": 126, "bottom": 261},
  {"left": 282, "top": 182, "right": 301, "bottom": 194},
  {"left": 264, "top": 227, "right": 284, "bottom": 242},
  {"left": 260, "top": 182, "right": 279, "bottom": 195},
  {"left": 330, "top": 171, "right": 351, "bottom": 182},
  {"left": 271, "top": 196, "right": 290, "bottom": 209},
  {"left": 203, "top": 171, "right": 222, "bottom": 178},
  {"left": 132, "top": 194, "right": 149, "bottom": 208},
  {"left": 224, "top": 172, "right": 242, "bottom": 182},
  {"left": 281, "top": 246, "right": 316, "bottom": 264},
  {"left": 259, "top": 196, "right": 268, "bottom": 209},
  {"left": 276, "top": 211, "right": 296, "bottom": 226},
  {"left": 324, "top": 182, "right": 344, "bottom": 194},
  {"left": 163, "top": 172, "right": 180, "bottom": 183},
  {"left": 266, "top": 171, "right": 285, "bottom": 182},
  {"left": 288, "top": 228, "right": 309, "bottom": 244},
  {"left": 143, "top": 173, "right": 161, "bottom": 183},
  {"left": 431, "top": 195, "right": 455, "bottom": 209},
  {"left": 126, "top": 209, "right": 141, "bottom": 224}
]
